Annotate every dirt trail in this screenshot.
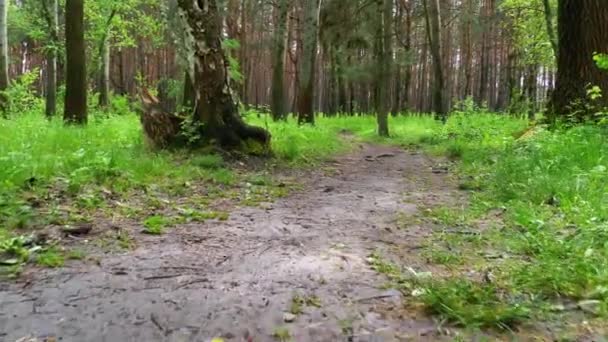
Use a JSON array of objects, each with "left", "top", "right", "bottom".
[{"left": 1, "top": 143, "right": 459, "bottom": 342}]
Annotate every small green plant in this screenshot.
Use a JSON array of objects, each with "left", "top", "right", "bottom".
[
  {"left": 36, "top": 247, "right": 65, "bottom": 268},
  {"left": 272, "top": 326, "right": 292, "bottom": 342},
  {"left": 143, "top": 215, "right": 171, "bottom": 235},
  {"left": 67, "top": 249, "right": 86, "bottom": 260},
  {"left": 289, "top": 295, "right": 304, "bottom": 315}
]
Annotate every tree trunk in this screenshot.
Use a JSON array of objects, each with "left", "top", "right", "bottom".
[
  {"left": 476, "top": 0, "right": 491, "bottom": 105},
  {"left": 271, "top": 0, "right": 289, "bottom": 120},
  {"left": 177, "top": 0, "right": 270, "bottom": 149},
  {"left": 44, "top": 0, "right": 59, "bottom": 118},
  {"left": 296, "top": 0, "right": 319, "bottom": 125},
  {"left": 551, "top": 0, "right": 608, "bottom": 118},
  {"left": 0, "top": 0, "right": 9, "bottom": 112},
  {"left": 462, "top": 0, "right": 473, "bottom": 99},
  {"left": 375, "top": 0, "right": 391, "bottom": 136},
  {"left": 64, "top": 0, "right": 87, "bottom": 124},
  {"left": 423, "top": 0, "right": 446, "bottom": 120},
  {"left": 542, "top": 0, "right": 558, "bottom": 58},
  {"left": 98, "top": 39, "right": 111, "bottom": 108}
]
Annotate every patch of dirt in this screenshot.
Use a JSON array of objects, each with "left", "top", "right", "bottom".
[{"left": 0, "top": 143, "right": 461, "bottom": 342}]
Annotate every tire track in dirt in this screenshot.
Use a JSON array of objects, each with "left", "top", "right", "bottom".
[{"left": 1, "top": 143, "right": 460, "bottom": 341}]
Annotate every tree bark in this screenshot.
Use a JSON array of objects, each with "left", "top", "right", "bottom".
[
  {"left": 0, "top": 0, "right": 9, "bottom": 112},
  {"left": 98, "top": 10, "right": 116, "bottom": 109},
  {"left": 98, "top": 40, "right": 111, "bottom": 108},
  {"left": 271, "top": 0, "right": 289, "bottom": 120},
  {"left": 64, "top": 0, "right": 87, "bottom": 124},
  {"left": 296, "top": 0, "right": 319, "bottom": 125},
  {"left": 375, "top": 0, "right": 391, "bottom": 136},
  {"left": 551, "top": 0, "right": 608, "bottom": 118},
  {"left": 423, "top": 0, "right": 446, "bottom": 120},
  {"left": 177, "top": 0, "right": 270, "bottom": 149},
  {"left": 43, "top": 0, "right": 59, "bottom": 117}
]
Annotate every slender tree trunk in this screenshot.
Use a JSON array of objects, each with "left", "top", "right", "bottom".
[
  {"left": 477, "top": 0, "right": 491, "bottom": 105},
  {"left": 296, "top": 0, "right": 319, "bottom": 125},
  {"left": 0, "top": 0, "right": 9, "bottom": 112},
  {"left": 462, "top": 0, "right": 474, "bottom": 99},
  {"left": 97, "top": 9, "right": 117, "bottom": 109},
  {"left": 271, "top": 0, "right": 289, "bottom": 120},
  {"left": 375, "top": 0, "right": 391, "bottom": 136},
  {"left": 64, "top": 0, "right": 87, "bottom": 124},
  {"left": 177, "top": 0, "right": 270, "bottom": 148},
  {"left": 98, "top": 40, "right": 111, "bottom": 108},
  {"left": 44, "top": 0, "right": 59, "bottom": 117},
  {"left": 551, "top": 0, "right": 608, "bottom": 118},
  {"left": 423, "top": 0, "right": 446, "bottom": 120},
  {"left": 542, "top": 0, "right": 558, "bottom": 59}
]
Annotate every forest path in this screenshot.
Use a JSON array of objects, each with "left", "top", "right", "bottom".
[{"left": 1, "top": 143, "right": 461, "bottom": 342}]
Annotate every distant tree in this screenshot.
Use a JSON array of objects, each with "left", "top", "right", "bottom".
[
  {"left": 41, "top": 0, "right": 59, "bottom": 117},
  {"left": 64, "top": 0, "right": 88, "bottom": 124},
  {"left": 297, "top": 0, "right": 320, "bottom": 125},
  {"left": 0, "top": 0, "right": 9, "bottom": 112},
  {"left": 271, "top": 0, "right": 289, "bottom": 121},
  {"left": 423, "top": 0, "right": 446, "bottom": 120},
  {"left": 551, "top": 0, "right": 608, "bottom": 118},
  {"left": 375, "top": 0, "right": 392, "bottom": 136}
]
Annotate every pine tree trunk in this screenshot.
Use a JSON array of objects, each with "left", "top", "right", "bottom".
[
  {"left": 44, "top": 0, "right": 59, "bottom": 118},
  {"left": 551, "top": 0, "right": 608, "bottom": 118},
  {"left": 375, "top": 0, "right": 391, "bottom": 136},
  {"left": 423, "top": 0, "right": 446, "bottom": 120},
  {"left": 297, "top": 0, "right": 319, "bottom": 124},
  {"left": 177, "top": 0, "right": 270, "bottom": 149},
  {"left": 271, "top": 0, "right": 289, "bottom": 121},
  {"left": 0, "top": 0, "right": 9, "bottom": 112},
  {"left": 64, "top": 0, "right": 87, "bottom": 124},
  {"left": 98, "top": 39, "right": 111, "bottom": 108}
]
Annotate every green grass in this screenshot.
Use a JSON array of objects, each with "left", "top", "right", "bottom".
[
  {"left": 143, "top": 215, "right": 172, "bottom": 235},
  {"left": 36, "top": 247, "right": 65, "bottom": 268}
]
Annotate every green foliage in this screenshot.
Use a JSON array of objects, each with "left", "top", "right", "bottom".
[
  {"left": 0, "top": 69, "right": 44, "bottom": 115},
  {"left": 594, "top": 53, "right": 608, "bottom": 70},
  {"left": 500, "top": 0, "right": 556, "bottom": 68}
]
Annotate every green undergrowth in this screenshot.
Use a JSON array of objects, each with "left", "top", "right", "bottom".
[{"left": 379, "top": 111, "right": 608, "bottom": 332}]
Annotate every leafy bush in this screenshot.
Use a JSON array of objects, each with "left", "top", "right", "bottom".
[{"left": 0, "top": 69, "right": 44, "bottom": 116}]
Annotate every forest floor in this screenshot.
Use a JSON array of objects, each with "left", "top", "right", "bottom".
[{"left": 1, "top": 141, "right": 469, "bottom": 342}]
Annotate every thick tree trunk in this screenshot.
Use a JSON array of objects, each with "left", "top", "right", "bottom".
[
  {"left": 423, "top": 0, "right": 446, "bottom": 121},
  {"left": 44, "top": 0, "right": 59, "bottom": 118},
  {"left": 271, "top": 0, "right": 289, "bottom": 121},
  {"left": 64, "top": 0, "right": 87, "bottom": 124},
  {"left": 177, "top": 0, "right": 270, "bottom": 149},
  {"left": 297, "top": 0, "right": 319, "bottom": 125},
  {"left": 551, "top": 0, "right": 608, "bottom": 118},
  {"left": 0, "top": 0, "right": 9, "bottom": 112}
]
